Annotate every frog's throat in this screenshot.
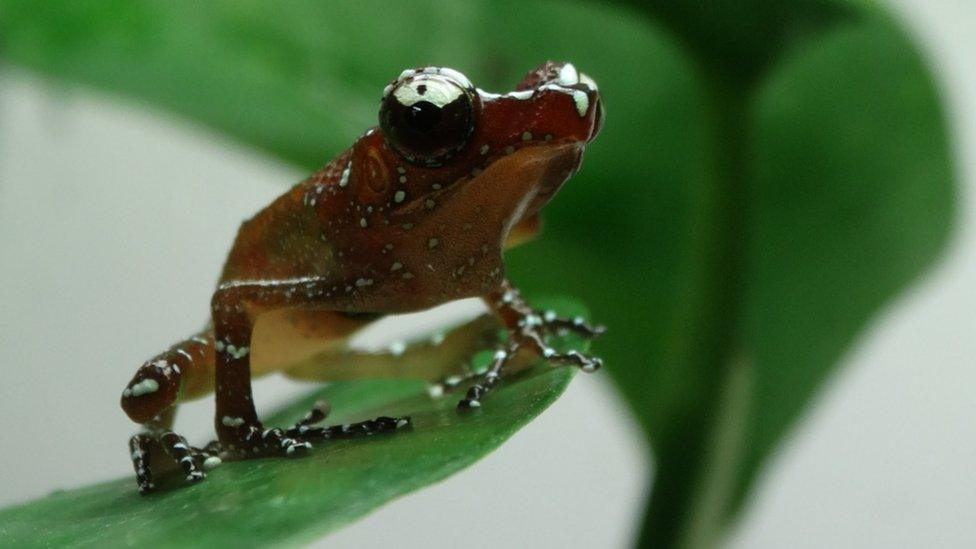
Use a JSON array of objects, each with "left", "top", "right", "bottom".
[{"left": 463, "top": 141, "right": 583, "bottom": 245}]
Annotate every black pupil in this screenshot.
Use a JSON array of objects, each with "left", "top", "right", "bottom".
[{"left": 406, "top": 101, "right": 442, "bottom": 133}]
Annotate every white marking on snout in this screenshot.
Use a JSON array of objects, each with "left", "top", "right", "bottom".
[
  {"left": 572, "top": 89, "right": 590, "bottom": 117},
  {"left": 557, "top": 63, "right": 579, "bottom": 86}
]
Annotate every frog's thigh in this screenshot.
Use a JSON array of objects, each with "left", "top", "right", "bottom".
[
  {"left": 283, "top": 314, "right": 500, "bottom": 382},
  {"left": 249, "top": 307, "right": 371, "bottom": 377}
]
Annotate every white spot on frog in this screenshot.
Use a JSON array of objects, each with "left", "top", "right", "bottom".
[
  {"left": 222, "top": 416, "right": 245, "bottom": 427},
  {"left": 225, "top": 345, "right": 249, "bottom": 359},
  {"left": 557, "top": 63, "right": 579, "bottom": 86},
  {"left": 389, "top": 341, "right": 406, "bottom": 356},
  {"left": 507, "top": 89, "right": 534, "bottom": 100},
  {"left": 572, "top": 89, "right": 590, "bottom": 117},
  {"left": 124, "top": 378, "right": 159, "bottom": 398}
]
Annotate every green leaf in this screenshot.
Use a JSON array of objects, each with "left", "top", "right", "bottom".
[
  {"left": 0, "top": 299, "right": 588, "bottom": 547},
  {"left": 0, "top": 1, "right": 956, "bottom": 547},
  {"left": 585, "top": 2, "right": 955, "bottom": 547}
]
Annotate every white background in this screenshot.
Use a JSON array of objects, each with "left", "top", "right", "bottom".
[{"left": 0, "top": 1, "right": 972, "bottom": 547}]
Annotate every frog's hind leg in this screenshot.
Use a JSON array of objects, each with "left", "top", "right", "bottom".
[
  {"left": 122, "top": 331, "right": 220, "bottom": 493},
  {"left": 281, "top": 313, "right": 500, "bottom": 385},
  {"left": 277, "top": 314, "right": 498, "bottom": 439},
  {"left": 121, "top": 331, "right": 216, "bottom": 423},
  {"left": 208, "top": 278, "right": 420, "bottom": 460}
]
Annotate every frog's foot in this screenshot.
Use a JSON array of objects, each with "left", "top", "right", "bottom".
[
  {"left": 457, "top": 346, "right": 514, "bottom": 411},
  {"left": 457, "top": 335, "right": 602, "bottom": 410},
  {"left": 279, "top": 399, "right": 410, "bottom": 439},
  {"left": 538, "top": 309, "right": 606, "bottom": 340},
  {"left": 460, "top": 283, "right": 605, "bottom": 411},
  {"left": 128, "top": 430, "right": 220, "bottom": 494},
  {"left": 286, "top": 410, "right": 411, "bottom": 441},
  {"left": 427, "top": 370, "right": 481, "bottom": 398},
  {"left": 221, "top": 423, "right": 313, "bottom": 460}
]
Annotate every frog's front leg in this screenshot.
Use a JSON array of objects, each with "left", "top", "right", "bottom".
[
  {"left": 457, "top": 279, "right": 605, "bottom": 410},
  {"left": 210, "top": 278, "right": 411, "bottom": 458},
  {"left": 210, "top": 280, "right": 317, "bottom": 457}
]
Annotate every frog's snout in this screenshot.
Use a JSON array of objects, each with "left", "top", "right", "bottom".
[
  {"left": 586, "top": 87, "right": 604, "bottom": 142},
  {"left": 517, "top": 61, "right": 603, "bottom": 142},
  {"left": 565, "top": 67, "right": 603, "bottom": 142}
]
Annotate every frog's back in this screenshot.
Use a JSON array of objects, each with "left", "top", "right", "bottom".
[{"left": 218, "top": 151, "right": 352, "bottom": 284}]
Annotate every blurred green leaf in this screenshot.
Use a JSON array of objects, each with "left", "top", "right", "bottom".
[
  {"left": 589, "top": 2, "right": 955, "bottom": 546},
  {"left": 0, "top": 1, "right": 955, "bottom": 547},
  {"left": 0, "top": 300, "right": 586, "bottom": 546}
]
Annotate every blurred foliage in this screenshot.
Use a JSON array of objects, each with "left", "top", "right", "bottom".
[
  {"left": 0, "top": 0, "right": 955, "bottom": 547},
  {"left": 0, "top": 301, "right": 584, "bottom": 546}
]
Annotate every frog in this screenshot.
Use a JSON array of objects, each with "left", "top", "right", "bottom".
[{"left": 120, "top": 61, "right": 605, "bottom": 493}]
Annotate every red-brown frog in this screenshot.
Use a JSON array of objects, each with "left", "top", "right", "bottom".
[{"left": 121, "top": 61, "right": 605, "bottom": 493}]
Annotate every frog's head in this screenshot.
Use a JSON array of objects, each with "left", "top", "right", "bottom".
[
  {"left": 339, "top": 63, "right": 600, "bottom": 298},
  {"left": 377, "top": 62, "right": 602, "bottom": 167}
]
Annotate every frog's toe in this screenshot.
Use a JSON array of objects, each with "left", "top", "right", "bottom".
[
  {"left": 129, "top": 434, "right": 157, "bottom": 494},
  {"left": 456, "top": 348, "right": 512, "bottom": 411},
  {"left": 540, "top": 310, "right": 606, "bottom": 339},
  {"left": 285, "top": 440, "right": 313, "bottom": 457},
  {"left": 542, "top": 348, "right": 603, "bottom": 373},
  {"left": 294, "top": 400, "right": 332, "bottom": 428},
  {"left": 285, "top": 400, "right": 410, "bottom": 440},
  {"left": 128, "top": 430, "right": 217, "bottom": 494},
  {"left": 257, "top": 427, "right": 312, "bottom": 458},
  {"left": 287, "top": 415, "right": 411, "bottom": 441},
  {"left": 429, "top": 371, "right": 481, "bottom": 399}
]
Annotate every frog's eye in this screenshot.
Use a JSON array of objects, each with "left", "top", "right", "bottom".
[{"left": 380, "top": 69, "right": 476, "bottom": 166}]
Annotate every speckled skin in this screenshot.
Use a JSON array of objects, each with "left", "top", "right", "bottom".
[{"left": 120, "top": 61, "right": 605, "bottom": 493}]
